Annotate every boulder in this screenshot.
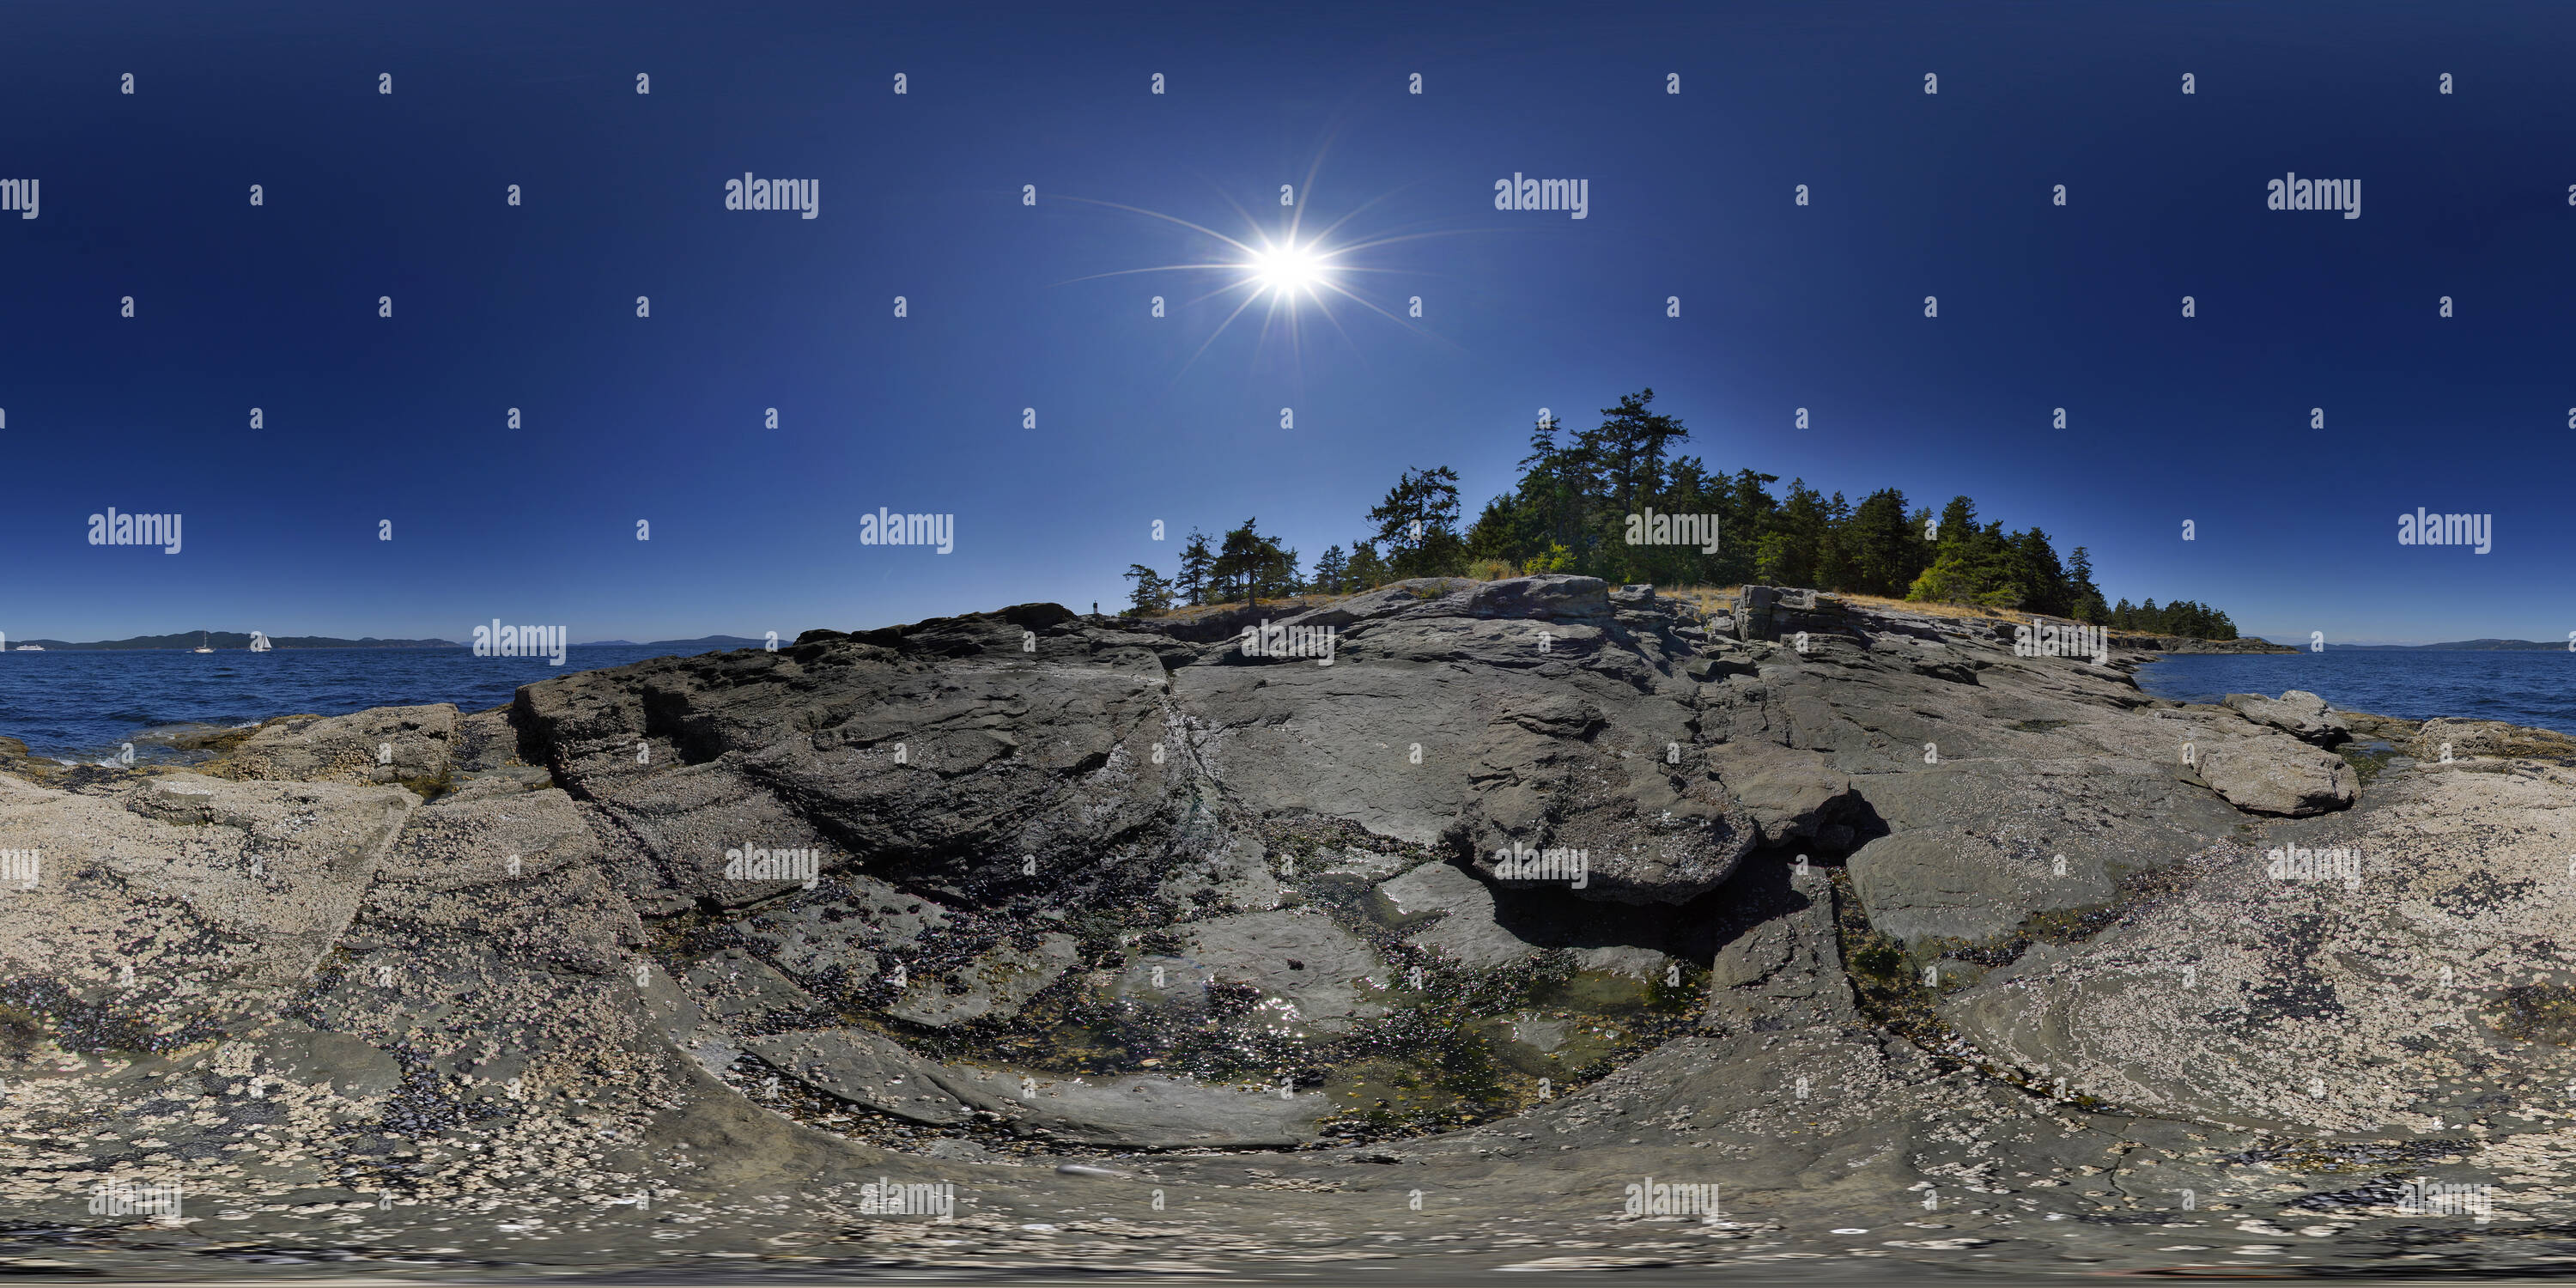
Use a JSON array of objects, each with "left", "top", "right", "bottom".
[
  {"left": 2194, "top": 738, "right": 2356, "bottom": 816},
  {"left": 1376, "top": 862, "right": 1541, "bottom": 969},
  {"left": 1729, "top": 586, "right": 1850, "bottom": 645},
  {"left": 2223, "top": 690, "right": 2350, "bottom": 746},
  {"left": 1716, "top": 744, "right": 1858, "bottom": 848}
]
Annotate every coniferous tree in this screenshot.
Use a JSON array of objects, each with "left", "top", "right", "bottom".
[
  {"left": 1212, "top": 519, "right": 1285, "bottom": 606},
  {"left": 1121, "top": 564, "right": 1172, "bottom": 615},
  {"left": 1840, "top": 489, "right": 1917, "bottom": 596},
  {"left": 1758, "top": 478, "right": 1827, "bottom": 588},
  {"left": 1369, "top": 466, "right": 1467, "bottom": 580},
  {"left": 1931, "top": 495, "right": 1977, "bottom": 548},
  {"left": 1585, "top": 391, "right": 1684, "bottom": 520},
  {"left": 2066, "top": 546, "right": 2106, "bottom": 623},
  {"left": 1346, "top": 539, "right": 1388, "bottom": 590},
  {"left": 1138, "top": 389, "right": 2241, "bottom": 639},
  {"left": 1258, "top": 546, "right": 1303, "bottom": 600},
  {"left": 1175, "top": 528, "right": 1216, "bottom": 607},
  {"left": 1311, "top": 544, "right": 1350, "bottom": 595},
  {"left": 1512, "top": 412, "right": 1598, "bottom": 568},
  {"left": 1814, "top": 491, "right": 1857, "bottom": 592}
]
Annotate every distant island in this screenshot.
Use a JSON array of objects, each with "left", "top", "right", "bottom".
[
  {"left": 575, "top": 635, "right": 773, "bottom": 650},
  {"left": 2325, "top": 639, "right": 2570, "bottom": 652}
]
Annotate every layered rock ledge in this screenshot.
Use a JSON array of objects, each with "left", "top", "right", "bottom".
[{"left": 4, "top": 580, "right": 2572, "bottom": 1276}]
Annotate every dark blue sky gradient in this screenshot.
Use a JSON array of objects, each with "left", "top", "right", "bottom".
[{"left": 3, "top": 2, "right": 2570, "bottom": 645}]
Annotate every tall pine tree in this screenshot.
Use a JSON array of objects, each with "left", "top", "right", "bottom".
[{"left": 1176, "top": 528, "right": 1216, "bottom": 607}]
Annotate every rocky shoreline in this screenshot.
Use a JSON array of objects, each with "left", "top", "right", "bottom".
[
  {"left": 2127, "top": 633, "right": 2301, "bottom": 653},
  {"left": 4, "top": 577, "right": 2575, "bottom": 1278}
]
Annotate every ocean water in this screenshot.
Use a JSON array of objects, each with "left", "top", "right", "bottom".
[
  {"left": 2138, "top": 650, "right": 2576, "bottom": 738},
  {"left": 0, "top": 646, "right": 697, "bottom": 763}
]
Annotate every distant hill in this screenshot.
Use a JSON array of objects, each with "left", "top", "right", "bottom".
[
  {"left": 9, "top": 632, "right": 459, "bottom": 651},
  {"left": 2326, "top": 639, "right": 2566, "bottom": 651},
  {"left": 574, "top": 635, "right": 772, "bottom": 651}
]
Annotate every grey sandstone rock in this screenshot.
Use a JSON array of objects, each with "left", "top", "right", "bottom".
[
  {"left": 2194, "top": 736, "right": 2357, "bottom": 816},
  {"left": 1715, "top": 743, "right": 1858, "bottom": 847},
  {"left": 1376, "top": 861, "right": 1542, "bottom": 969},
  {"left": 2413, "top": 716, "right": 2576, "bottom": 762},
  {"left": 884, "top": 932, "right": 1078, "bottom": 1028},
  {"left": 1467, "top": 574, "right": 1611, "bottom": 621},
  {"left": 14, "top": 580, "right": 2570, "bottom": 1275},
  {"left": 746, "top": 1027, "right": 970, "bottom": 1125},
  {"left": 1945, "top": 757, "right": 2576, "bottom": 1135},
  {"left": 1186, "top": 910, "right": 1391, "bottom": 1034},
  {"left": 927, "top": 1065, "right": 1332, "bottom": 1148},
  {"left": 2223, "top": 689, "right": 2351, "bottom": 745},
  {"left": 209, "top": 703, "right": 459, "bottom": 787}
]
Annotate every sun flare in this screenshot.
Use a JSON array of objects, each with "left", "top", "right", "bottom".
[{"left": 1247, "top": 240, "right": 1330, "bottom": 297}]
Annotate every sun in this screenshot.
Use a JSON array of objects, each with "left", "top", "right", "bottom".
[
  {"left": 1247, "top": 240, "right": 1331, "bottom": 298},
  {"left": 1045, "top": 170, "right": 1461, "bottom": 377}
]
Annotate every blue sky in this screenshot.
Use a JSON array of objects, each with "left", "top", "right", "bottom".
[{"left": 2, "top": 1, "right": 2570, "bottom": 646}]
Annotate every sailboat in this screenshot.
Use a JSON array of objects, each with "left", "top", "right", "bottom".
[
  {"left": 191, "top": 631, "right": 214, "bottom": 653},
  {"left": 248, "top": 632, "right": 271, "bottom": 653}
]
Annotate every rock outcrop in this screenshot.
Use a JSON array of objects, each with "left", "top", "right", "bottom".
[
  {"left": 2414, "top": 716, "right": 2576, "bottom": 762},
  {"left": 2225, "top": 689, "right": 2353, "bottom": 745},
  {"left": 209, "top": 704, "right": 459, "bottom": 789},
  {"left": 9, "top": 579, "right": 2573, "bottom": 1277}
]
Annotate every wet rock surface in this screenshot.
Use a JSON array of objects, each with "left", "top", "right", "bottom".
[{"left": 6, "top": 580, "right": 2574, "bottom": 1278}]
